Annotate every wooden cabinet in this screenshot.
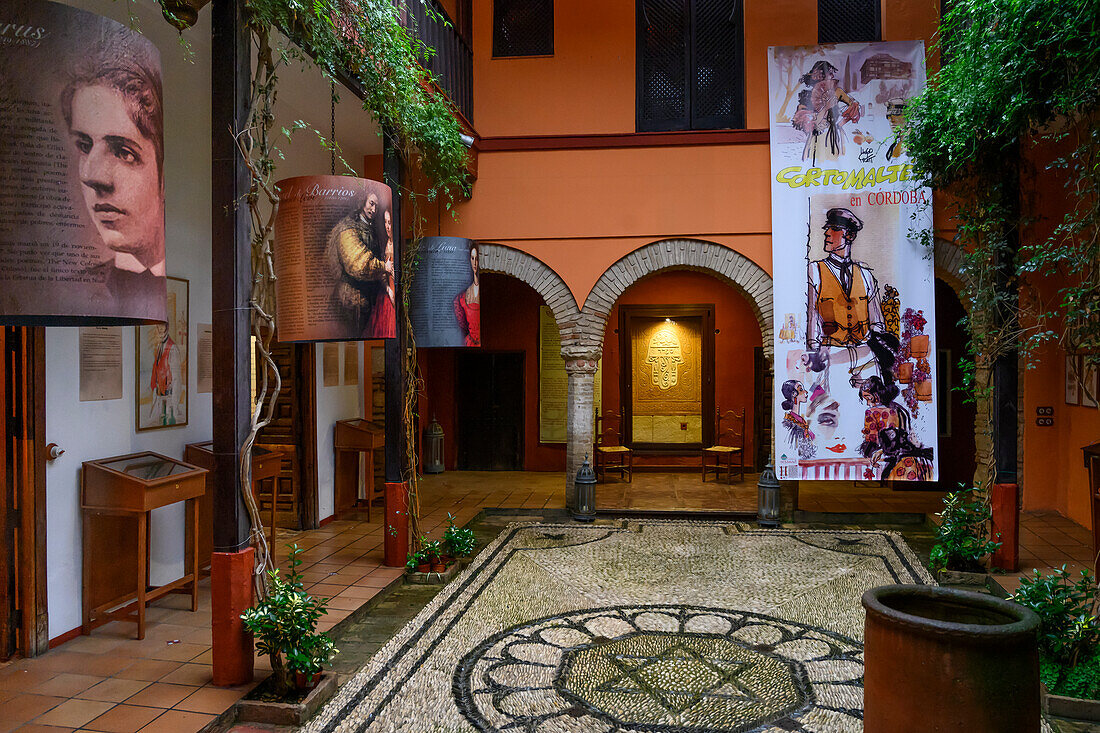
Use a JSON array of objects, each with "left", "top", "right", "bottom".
[
  {"left": 334, "top": 418, "right": 384, "bottom": 518},
  {"left": 81, "top": 452, "right": 206, "bottom": 640}
]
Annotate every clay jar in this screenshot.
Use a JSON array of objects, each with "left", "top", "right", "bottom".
[{"left": 862, "top": 585, "right": 1040, "bottom": 733}]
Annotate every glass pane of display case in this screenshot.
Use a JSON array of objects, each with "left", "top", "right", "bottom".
[{"left": 100, "top": 454, "right": 193, "bottom": 479}]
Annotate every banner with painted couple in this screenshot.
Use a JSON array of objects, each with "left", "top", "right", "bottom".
[{"left": 767, "top": 41, "right": 938, "bottom": 483}]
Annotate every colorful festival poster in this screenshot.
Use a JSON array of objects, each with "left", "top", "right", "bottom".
[{"left": 767, "top": 41, "right": 938, "bottom": 482}]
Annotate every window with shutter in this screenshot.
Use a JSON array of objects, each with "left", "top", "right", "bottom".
[
  {"left": 493, "top": 0, "right": 554, "bottom": 58},
  {"left": 818, "top": 0, "right": 880, "bottom": 44},
  {"left": 637, "top": 0, "right": 744, "bottom": 132}
]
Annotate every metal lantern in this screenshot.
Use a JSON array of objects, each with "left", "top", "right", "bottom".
[
  {"left": 573, "top": 455, "right": 597, "bottom": 522},
  {"left": 424, "top": 417, "right": 445, "bottom": 474},
  {"left": 757, "top": 460, "right": 781, "bottom": 528}
]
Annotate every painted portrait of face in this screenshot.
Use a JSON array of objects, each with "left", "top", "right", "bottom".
[{"left": 811, "top": 400, "right": 841, "bottom": 442}]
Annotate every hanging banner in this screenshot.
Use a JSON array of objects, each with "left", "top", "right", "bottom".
[
  {"left": 767, "top": 41, "right": 938, "bottom": 482},
  {"left": 0, "top": 0, "right": 167, "bottom": 325},
  {"left": 273, "top": 176, "right": 396, "bottom": 341},
  {"left": 408, "top": 237, "right": 480, "bottom": 348}
]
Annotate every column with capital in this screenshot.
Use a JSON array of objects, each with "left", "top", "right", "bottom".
[{"left": 563, "top": 354, "right": 600, "bottom": 510}]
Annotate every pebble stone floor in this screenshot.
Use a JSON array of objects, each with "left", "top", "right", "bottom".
[{"left": 305, "top": 520, "right": 936, "bottom": 733}]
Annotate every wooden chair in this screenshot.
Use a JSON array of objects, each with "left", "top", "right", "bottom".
[
  {"left": 702, "top": 407, "right": 745, "bottom": 484},
  {"left": 595, "top": 408, "right": 633, "bottom": 483}
]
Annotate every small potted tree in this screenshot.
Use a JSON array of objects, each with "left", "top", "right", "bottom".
[
  {"left": 443, "top": 514, "right": 476, "bottom": 561},
  {"left": 928, "top": 486, "right": 1002, "bottom": 586},
  {"left": 241, "top": 545, "right": 339, "bottom": 697}
]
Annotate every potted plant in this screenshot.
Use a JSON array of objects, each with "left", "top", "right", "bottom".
[
  {"left": 406, "top": 548, "right": 430, "bottom": 574},
  {"left": 928, "top": 486, "right": 1002, "bottom": 584},
  {"left": 443, "top": 514, "right": 476, "bottom": 559},
  {"left": 241, "top": 545, "right": 339, "bottom": 697},
  {"left": 1011, "top": 566, "right": 1100, "bottom": 718},
  {"left": 424, "top": 539, "right": 446, "bottom": 573}
]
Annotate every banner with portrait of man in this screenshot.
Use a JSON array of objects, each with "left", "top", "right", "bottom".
[
  {"left": 767, "top": 41, "right": 938, "bottom": 483},
  {"left": 273, "top": 176, "right": 397, "bottom": 342},
  {"left": 0, "top": 0, "right": 166, "bottom": 325}
]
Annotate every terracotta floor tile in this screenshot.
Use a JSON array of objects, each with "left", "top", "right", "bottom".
[
  {"left": 122, "top": 684, "right": 196, "bottom": 710},
  {"left": 113, "top": 660, "right": 182, "bottom": 682},
  {"left": 56, "top": 655, "right": 132, "bottom": 679},
  {"left": 0, "top": 668, "right": 66, "bottom": 693},
  {"left": 81, "top": 703, "right": 164, "bottom": 733},
  {"left": 57, "top": 636, "right": 123, "bottom": 656},
  {"left": 158, "top": 665, "right": 212, "bottom": 687},
  {"left": 135, "top": 710, "right": 213, "bottom": 733},
  {"left": 76, "top": 678, "right": 151, "bottom": 704},
  {"left": 187, "top": 650, "right": 213, "bottom": 666},
  {"left": 335, "top": 585, "right": 383, "bottom": 600},
  {"left": 34, "top": 699, "right": 114, "bottom": 728},
  {"left": 0, "top": 694, "right": 66, "bottom": 723},
  {"left": 324, "top": 595, "right": 363, "bottom": 612},
  {"left": 172, "top": 686, "right": 246, "bottom": 715},
  {"left": 12, "top": 724, "right": 77, "bottom": 733},
  {"left": 35, "top": 674, "right": 105, "bottom": 698}
]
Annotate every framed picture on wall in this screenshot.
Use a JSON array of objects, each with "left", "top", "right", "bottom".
[
  {"left": 1066, "top": 355, "right": 1081, "bottom": 406},
  {"left": 136, "top": 276, "right": 189, "bottom": 430},
  {"left": 1083, "top": 357, "right": 1099, "bottom": 409}
]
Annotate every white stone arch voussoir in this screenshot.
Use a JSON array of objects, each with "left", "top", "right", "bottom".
[
  {"left": 476, "top": 243, "right": 582, "bottom": 349},
  {"left": 580, "top": 239, "right": 774, "bottom": 358}
]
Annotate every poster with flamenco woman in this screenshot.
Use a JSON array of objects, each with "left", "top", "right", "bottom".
[
  {"left": 408, "top": 237, "right": 481, "bottom": 348},
  {"left": 768, "top": 41, "right": 938, "bottom": 483}
]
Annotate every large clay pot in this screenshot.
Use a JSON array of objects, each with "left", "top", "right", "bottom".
[{"left": 862, "top": 585, "right": 1040, "bottom": 733}]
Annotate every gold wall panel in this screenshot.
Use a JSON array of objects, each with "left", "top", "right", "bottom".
[{"left": 631, "top": 317, "right": 702, "bottom": 443}]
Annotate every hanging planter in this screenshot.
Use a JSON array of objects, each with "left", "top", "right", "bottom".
[
  {"left": 273, "top": 176, "right": 397, "bottom": 342},
  {"left": 908, "top": 334, "right": 930, "bottom": 359},
  {"left": 897, "top": 362, "right": 914, "bottom": 384}
]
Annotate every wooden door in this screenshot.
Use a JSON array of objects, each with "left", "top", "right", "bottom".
[
  {"left": 455, "top": 352, "right": 524, "bottom": 470},
  {"left": 1, "top": 327, "right": 46, "bottom": 660},
  {"left": 256, "top": 343, "right": 318, "bottom": 530},
  {"left": 754, "top": 346, "right": 772, "bottom": 472}
]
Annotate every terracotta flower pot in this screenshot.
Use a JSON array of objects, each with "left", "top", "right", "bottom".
[
  {"left": 431, "top": 562, "right": 446, "bottom": 573},
  {"left": 862, "top": 585, "right": 1040, "bottom": 733},
  {"left": 294, "top": 670, "right": 322, "bottom": 690},
  {"left": 897, "top": 362, "right": 914, "bottom": 384},
  {"left": 908, "top": 334, "right": 930, "bottom": 359},
  {"left": 416, "top": 562, "right": 430, "bottom": 573},
  {"left": 915, "top": 379, "right": 932, "bottom": 401}
]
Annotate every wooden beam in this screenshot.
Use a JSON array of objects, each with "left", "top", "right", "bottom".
[
  {"left": 476, "top": 128, "right": 770, "bottom": 153},
  {"left": 210, "top": 0, "right": 252, "bottom": 552},
  {"left": 384, "top": 133, "right": 406, "bottom": 483}
]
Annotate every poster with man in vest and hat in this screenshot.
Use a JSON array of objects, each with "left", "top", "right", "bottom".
[{"left": 768, "top": 40, "right": 938, "bottom": 483}]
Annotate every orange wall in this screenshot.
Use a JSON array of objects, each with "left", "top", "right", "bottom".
[
  {"left": 471, "top": 0, "right": 939, "bottom": 137},
  {"left": 599, "top": 271, "right": 763, "bottom": 462}
]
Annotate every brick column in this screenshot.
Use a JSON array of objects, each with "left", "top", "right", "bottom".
[{"left": 564, "top": 355, "right": 600, "bottom": 511}]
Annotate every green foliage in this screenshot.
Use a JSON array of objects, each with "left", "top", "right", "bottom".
[
  {"left": 1041, "top": 647, "right": 1100, "bottom": 701},
  {"left": 241, "top": 545, "right": 338, "bottom": 694},
  {"left": 442, "top": 514, "right": 476, "bottom": 558},
  {"left": 1012, "top": 565, "right": 1100, "bottom": 666},
  {"left": 928, "top": 487, "right": 1001, "bottom": 573},
  {"left": 906, "top": 0, "right": 1100, "bottom": 487},
  {"left": 242, "top": 0, "right": 470, "bottom": 202}
]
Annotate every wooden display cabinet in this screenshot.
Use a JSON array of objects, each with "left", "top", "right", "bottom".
[
  {"left": 334, "top": 418, "right": 384, "bottom": 518},
  {"left": 81, "top": 452, "right": 206, "bottom": 640}
]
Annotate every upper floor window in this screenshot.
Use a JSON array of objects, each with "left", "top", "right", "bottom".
[
  {"left": 818, "top": 0, "right": 881, "bottom": 44},
  {"left": 493, "top": 0, "right": 554, "bottom": 57},
  {"left": 636, "top": 0, "right": 745, "bottom": 132}
]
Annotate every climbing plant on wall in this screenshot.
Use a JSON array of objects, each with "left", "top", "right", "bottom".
[{"left": 905, "top": 0, "right": 1100, "bottom": 492}]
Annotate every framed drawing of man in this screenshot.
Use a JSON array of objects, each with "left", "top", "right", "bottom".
[{"left": 136, "top": 276, "right": 188, "bottom": 430}]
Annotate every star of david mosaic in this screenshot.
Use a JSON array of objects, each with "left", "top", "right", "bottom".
[{"left": 454, "top": 605, "right": 865, "bottom": 732}]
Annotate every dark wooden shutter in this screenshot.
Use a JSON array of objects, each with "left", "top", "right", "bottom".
[
  {"left": 493, "top": 0, "right": 554, "bottom": 57},
  {"left": 637, "top": 0, "right": 691, "bottom": 132},
  {"left": 818, "top": 0, "right": 881, "bottom": 44},
  {"left": 690, "top": 0, "right": 743, "bottom": 129}
]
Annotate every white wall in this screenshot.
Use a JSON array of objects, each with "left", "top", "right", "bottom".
[
  {"left": 43, "top": 4, "right": 381, "bottom": 639},
  {"left": 315, "top": 343, "right": 366, "bottom": 520}
]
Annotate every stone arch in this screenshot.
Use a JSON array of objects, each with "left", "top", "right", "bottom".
[
  {"left": 933, "top": 237, "right": 970, "bottom": 307},
  {"left": 477, "top": 243, "right": 581, "bottom": 345},
  {"left": 579, "top": 239, "right": 774, "bottom": 358}
]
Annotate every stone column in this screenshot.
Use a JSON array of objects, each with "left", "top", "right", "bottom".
[{"left": 563, "top": 355, "right": 600, "bottom": 511}]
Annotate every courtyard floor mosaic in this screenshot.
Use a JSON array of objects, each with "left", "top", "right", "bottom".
[{"left": 304, "top": 520, "right": 934, "bottom": 733}]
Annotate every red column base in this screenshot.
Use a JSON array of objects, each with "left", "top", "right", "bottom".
[
  {"left": 211, "top": 548, "right": 255, "bottom": 687},
  {"left": 991, "top": 483, "right": 1020, "bottom": 572},
  {"left": 384, "top": 482, "right": 409, "bottom": 567}
]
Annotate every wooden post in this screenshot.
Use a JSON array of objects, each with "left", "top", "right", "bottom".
[
  {"left": 383, "top": 132, "right": 408, "bottom": 567},
  {"left": 210, "top": 0, "right": 254, "bottom": 687}
]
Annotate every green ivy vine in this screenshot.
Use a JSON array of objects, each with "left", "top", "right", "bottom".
[{"left": 905, "top": 0, "right": 1100, "bottom": 490}]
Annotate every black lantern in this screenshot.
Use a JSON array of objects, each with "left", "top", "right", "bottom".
[
  {"left": 573, "top": 455, "right": 597, "bottom": 522},
  {"left": 757, "top": 460, "right": 781, "bottom": 528}
]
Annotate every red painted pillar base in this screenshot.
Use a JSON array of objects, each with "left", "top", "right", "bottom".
[
  {"left": 211, "top": 548, "right": 255, "bottom": 687},
  {"left": 991, "top": 483, "right": 1020, "bottom": 572},
  {"left": 384, "top": 482, "right": 409, "bottom": 567}
]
